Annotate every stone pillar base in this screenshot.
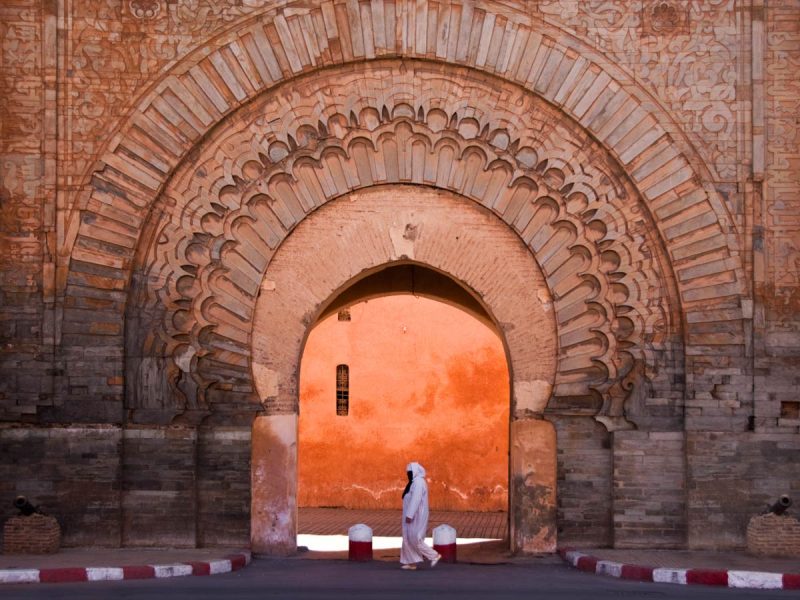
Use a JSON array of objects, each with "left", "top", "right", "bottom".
[
  {"left": 251, "top": 414, "right": 297, "bottom": 556},
  {"left": 510, "top": 419, "right": 557, "bottom": 553}
]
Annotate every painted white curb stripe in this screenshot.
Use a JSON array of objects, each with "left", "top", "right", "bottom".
[
  {"left": 0, "top": 569, "right": 40, "bottom": 584},
  {"left": 152, "top": 564, "right": 193, "bottom": 578},
  {"left": 728, "top": 570, "right": 783, "bottom": 589},
  {"left": 0, "top": 552, "right": 250, "bottom": 585},
  {"left": 208, "top": 559, "right": 232, "bottom": 575},
  {"left": 564, "top": 551, "right": 586, "bottom": 567},
  {"left": 86, "top": 567, "right": 124, "bottom": 581},
  {"left": 652, "top": 567, "right": 687, "bottom": 585},
  {"left": 564, "top": 553, "right": 795, "bottom": 590},
  {"left": 596, "top": 560, "right": 623, "bottom": 578}
]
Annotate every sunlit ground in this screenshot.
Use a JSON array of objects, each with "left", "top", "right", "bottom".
[{"left": 297, "top": 534, "right": 500, "bottom": 552}]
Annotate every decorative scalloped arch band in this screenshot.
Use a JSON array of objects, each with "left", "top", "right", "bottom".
[
  {"left": 125, "top": 61, "right": 683, "bottom": 431},
  {"left": 63, "top": 2, "right": 747, "bottom": 424}
]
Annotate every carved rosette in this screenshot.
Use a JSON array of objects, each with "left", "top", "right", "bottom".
[
  {"left": 641, "top": 1, "right": 690, "bottom": 36},
  {"left": 128, "top": 0, "right": 162, "bottom": 20},
  {"left": 126, "top": 67, "right": 682, "bottom": 427}
]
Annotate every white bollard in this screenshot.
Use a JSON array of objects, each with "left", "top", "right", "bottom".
[
  {"left": 348, "top": 524, "right": 373, "bottom": 561},
  {"left": 433, "top": 524, "right": 457, "bottom": 563}
]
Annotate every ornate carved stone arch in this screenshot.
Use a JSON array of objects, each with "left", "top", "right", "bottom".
[
  {"left": 64, "top": 1, "right": 744, "bottom": 293},
  {"left": 67, "top": 0, "right": 733, "bottom": 209},
  {"left": 49, "top": 0, "right": 757, "bottom": 554},
  {"left": 61, "top": 4, "right": 751, "bottom": 427},
  {"left": 125, "top": 61, "right": 684, "bottom": 433}
]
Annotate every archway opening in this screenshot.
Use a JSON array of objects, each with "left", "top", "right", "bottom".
[
  {"left": 249, "top": 186, "right": 559, "bottom": 556},
  {"left": 296, "top": 265, "right": 510, "bottom": 554}
]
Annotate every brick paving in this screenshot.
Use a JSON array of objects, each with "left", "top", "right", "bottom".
[{"left": 299, "top": 508, "right": 507, "bottom": 539}]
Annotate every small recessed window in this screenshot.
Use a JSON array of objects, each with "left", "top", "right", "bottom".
[
  {"left": 781, "top": 401, "right": 800, "bottom": 419},
  {"left": 336, "top": 364, "right": 349, "bottom": 416},
  {"left": 337, "top": 309, "right": 351, "bottom": 321}
]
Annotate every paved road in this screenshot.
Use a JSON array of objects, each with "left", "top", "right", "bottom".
[{"left": 2, "top": 557, "right": 790, "bottom": 599}]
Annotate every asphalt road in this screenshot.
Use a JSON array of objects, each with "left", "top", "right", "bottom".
[{"left": 1, "top": 557, "right": 792, "bottom": 600}]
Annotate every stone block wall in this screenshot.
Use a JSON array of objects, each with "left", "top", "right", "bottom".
[
  {"left": 121, "top": 426, "right": 198, "bottom": 547},
  {"left": 550, "top": 416, "right": 613, "bottom": 548},
  {"left": 687, "top": 432, "right": 800, "bottom": 550},
  {"left": 0, "top": 426, "right": 121, "bottom": 547},
  {"left": 197, "top": 428, "right": 251, "bottom": 547},
  {"left": 613, "top": 431, "right": 686, "bottom": 548},
  {"left": 0, "top": 425, "right": 252, "bottom": 549}
]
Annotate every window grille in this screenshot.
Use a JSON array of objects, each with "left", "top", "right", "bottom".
[{"left": 336, "top": 364, "right": 349, "bottom": 416}]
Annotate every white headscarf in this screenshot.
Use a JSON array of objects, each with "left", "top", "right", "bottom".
[{"left": 406, "top": 462, "right": 426, "bottom": 479}]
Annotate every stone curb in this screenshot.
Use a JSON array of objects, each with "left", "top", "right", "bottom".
[
  {"left": 0, "top": 551, "right": 251, "bottom": 585},
  {"left": 560, "top": 549, "right": 800, "bottom": 590}
]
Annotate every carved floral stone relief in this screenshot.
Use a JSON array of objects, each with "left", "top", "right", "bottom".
[
  {"left": 60, "top": 0, "right": 743, "bottom": 222},
  {"left": 764, "top": 6, "right": 800, "bottom": 348},
  {"left": 0, "top": 1, "right": 44, "bottom": 300},
  {"left": 535, "top": 0, "right": 739, "bottom": 183}
]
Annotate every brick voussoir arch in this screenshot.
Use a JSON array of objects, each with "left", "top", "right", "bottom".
[
  {"left": 66, "top": 0, "right": 742, "bottom": 302},
  {"left": 250, "top": 186, "right": 560, "bottom": 416},
  {"left": 126, "top": 62, "right": 683, "bottom": 431}
]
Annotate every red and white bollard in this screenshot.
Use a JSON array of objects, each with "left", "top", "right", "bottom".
[
  {"left": 433, "top": 524, "right": 457, "bottom": 563},
  {"left": 348, "top": 524, "right": 373, "bottom": 562}
]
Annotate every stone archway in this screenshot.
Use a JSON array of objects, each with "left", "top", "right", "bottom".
[
  {"left": 124, "top": 60, "right": 684, "bottom": 432},
  {"left": 248, "top": 185, "right": 558, "bottom": 554},
  {"left": 106, "top": 55, "right": 706, "bottom": 553},
  {"left": 55, "top": 3, "right": 758, "bottom": 552},
  {"left": 62, "top": 6, "right": 746, "bottom": 430}
]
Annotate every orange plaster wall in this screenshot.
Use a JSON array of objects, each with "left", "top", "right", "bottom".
[{"left": 298, "top": 295, "right": 510, "bottom": 512}]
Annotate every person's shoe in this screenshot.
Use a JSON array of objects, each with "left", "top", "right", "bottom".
[
  {"left": 430, "top": 553, "right": 441, "bottom": 568},
  {"left": 401, "top": 564, "right": 417, "bottom": 570}
]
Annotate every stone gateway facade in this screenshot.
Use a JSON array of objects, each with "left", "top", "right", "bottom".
[{"left": 0, "top": 0, "right": 798, "bottom": 553}]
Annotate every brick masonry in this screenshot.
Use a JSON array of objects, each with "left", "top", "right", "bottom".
[
  {"left": 0, "top": 0, "right": 798, "bottom": 551},
  {"left": 687, "top": 432, "right": 800, "bottom": 550},
  {"left": 613, "top": 432, "right": 686, "bottom": 548},
  {"left": 0, "top": 426, "right": 121, "bottom": 548},
  {"left": 550, "top": 416, "right": 613, "bottom": 548},
  {"left": 747, "top": 514, "right": 800, "bottom": 558},
  {"left": 3, "top": 514, "right": 60, "bottom": 554}
]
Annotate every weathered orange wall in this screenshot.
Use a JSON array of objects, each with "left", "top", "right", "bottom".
[{"left": 298, "top": 295, "right": 510, "bottom": 512}]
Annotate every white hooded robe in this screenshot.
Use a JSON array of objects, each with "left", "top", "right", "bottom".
[{"left": 400, "top": 462, "right": 439, "bottom": 564}]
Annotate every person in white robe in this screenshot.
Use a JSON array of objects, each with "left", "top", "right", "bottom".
[{"left": 400, "top": 462, "right": 441, "bottom": 569}]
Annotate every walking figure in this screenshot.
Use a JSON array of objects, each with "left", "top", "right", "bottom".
[{"left": 400, "top": 462, "right": 441, "bottom": 570}]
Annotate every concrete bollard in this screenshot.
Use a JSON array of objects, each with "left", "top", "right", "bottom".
[
  {"left": 433, "top": 524, "right": 457, "bottom": 563},
  {"left": 348, "top": 524, "right": 373, "bottom": 562}
]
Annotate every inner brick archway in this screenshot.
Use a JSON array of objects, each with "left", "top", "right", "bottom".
[{"left": 249, "top": 185, "right": 558, "bottom": 554}]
